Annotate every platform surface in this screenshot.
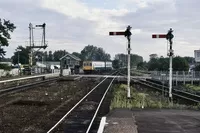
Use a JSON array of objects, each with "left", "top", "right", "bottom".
[
  {"left": 104, "top": 109, "right": 138, "bottom": 133},
  {"left": 103, "top": 109, "right": 200, "bottom": 133}
]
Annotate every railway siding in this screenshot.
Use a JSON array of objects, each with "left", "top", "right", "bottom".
[{"left": 0, "top": 78, "right": 98, "bottom": 133}]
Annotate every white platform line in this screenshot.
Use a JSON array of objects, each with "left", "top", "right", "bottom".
[{"left": 97, "top": 117, "right": 107, "bottom": 133}]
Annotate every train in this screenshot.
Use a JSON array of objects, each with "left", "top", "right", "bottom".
[{"left": 83, "top": 61, "right": 113, "bottom": 74}]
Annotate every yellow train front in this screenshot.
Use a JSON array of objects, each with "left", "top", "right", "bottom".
[{"left": 83, "top": 61, "right": 112, "bottom": 74}]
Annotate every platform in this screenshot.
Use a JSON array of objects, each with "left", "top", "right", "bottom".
[
  {"left": 102, "top": 109, "right": 200, "bottom": 133},
  {"left": 103, "top": 109, "right": 138, "bottom": 133}
]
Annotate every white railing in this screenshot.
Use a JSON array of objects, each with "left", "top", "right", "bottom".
[{"left": 150, "top": 71, "right": 200, "bottom": 85}]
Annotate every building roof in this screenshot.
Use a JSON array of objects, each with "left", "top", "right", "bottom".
[{"left": 60, "top": 54, "right": 81, "bottom": 61}]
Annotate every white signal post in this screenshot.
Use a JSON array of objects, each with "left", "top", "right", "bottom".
[
  {"left": 152, "top": 28, "right": 174, "bottom": 101},
  {"left": 127, "top": 42, "right": 131, "bottom": 98},
  {"left": 109, "top": 26, "right": 132, "bottom": 98},
  {"left": 167, "top": 28, "right": 174, "bottom": 101}
]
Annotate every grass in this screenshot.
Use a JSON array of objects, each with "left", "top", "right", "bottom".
[
  {"left": 185, "top": 84, "right": 200, "bottom": 92},
  {"left": 131, "top": 71, "right": 144, "bottom": 76},
  {"left": 110, "top": 84, "right": 200, "bottom": 110}
]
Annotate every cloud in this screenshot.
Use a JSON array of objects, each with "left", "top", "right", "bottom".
[
  {"left": 41, "top": 0, "right": 130, "bottom": 36},
  {"left": 1, "top": 0, "right": 200, "bottom": 61}
]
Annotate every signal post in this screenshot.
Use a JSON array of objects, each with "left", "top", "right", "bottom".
[
  {"left": 109, "top": 26, "right": 132, "bottom": 98},
  {"left": 152, "top": 28, "right": 174, "bottom": 101}
]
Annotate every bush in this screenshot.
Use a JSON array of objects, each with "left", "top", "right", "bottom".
[{"left": 0, "top": 64, "right": 11, "bottom": 71}]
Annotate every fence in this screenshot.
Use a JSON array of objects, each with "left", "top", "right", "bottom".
[{"left": 150, "top": 71, "right": 200, "bottom": 85}]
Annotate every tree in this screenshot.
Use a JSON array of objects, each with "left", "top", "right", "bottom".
[
  {"left": 0, "top": 19, "right": 16, "bottom": 59},
  {"left": 184, "top": 56, "right": 195, "bottom": 64},
  {"left": 148, "top": 58, "right": 159, "bottom": 71},
  {"left": 158, "top": 57, "right": 168, "bottom": 71},
  {"left": 11, "top": 46, "right": 30, "bottom": 64},
  {"left": 114, "top": 54, "right": 127, "bottom": 67},
  {"left": 173, "top": 56, "right": 189, "bottom": 71},
  {"left": 131, "top": 54, "right": 143, "bottom": 67},
  {"left": 72, "top": 52, "right": 82, "bottom": 59},
  {"left": 112, "top": 59, "right": 120, "bottom": 69},
  {"left": 1, "top": 58, "right": 11, "bottom": 62},
  {"left": 81, "top": 45, "right": 111, "bottom": 61},
  {"left": 149, "top": 54, "right": 158, "bottom": 60},
  {"left": 44, "top": 51, "right": 48, "bottom": 62},
  {"left": 147, "top": 56, "right": 189, "bottom": 71},
  {"left": 137, "top": 61, "right": 148, "bottom": 70},
  {"left": 96, "top": 47, "right": 111, "bottom": 61},
  {"left": 47, "top": 51, "right": 53, "bottom": 61},
  {"left": 0, "top": 64, "right": 11, "bottom": 71},
  {"left": 114, "top": 53, "right": 143, "bottom": 68},
  {"left": 53, "top": 50, "right": 68, "bottom": 61}
]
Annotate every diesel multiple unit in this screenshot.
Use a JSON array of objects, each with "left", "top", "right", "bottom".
[{"left": 83, "top": 61, "right": 112, "bottom": 73}]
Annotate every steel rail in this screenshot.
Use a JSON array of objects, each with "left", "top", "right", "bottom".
[
  {"left": 47, "top": 76, "right": 109, "bottom": 133},
  {"left": 47, "top": 70, "right": 119, "bottom": 133},
  {"left": 86, "top": 76, "right": 116, "bottom": 133},
  {"left": 0, "top": 78, "right": 58, "bottom": 96},
  {"left": 119, "top": 72, "right": 200, "bottom": 103}
]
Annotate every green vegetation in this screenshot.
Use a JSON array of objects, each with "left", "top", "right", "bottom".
[
  {"left": 185, "top": 84, "right": 200, "bottom": 92},
  {"left": 110, "top": 84, "right": 169, "bottom": 110},
  {"left": 0, "top": 19, "right": 16, "bottom": 59},
  {"left": 130, "top": 70, "right": 151, "bottom": 76},
  {"left": 11, "top": 46, "right": 30, "bottom": 65},
  {"left": 110, "top": 84, "right": 200, "bottom": 110},
  {"left": 113, "top": 53, "right": 143, "bottom": 69},
  {"left": 0, "top": 64, "right": 11, "bottom": 71},
  {"left": 81, "top": 45, "right": 111, "bottom": 61},
  {"left": 131, "top": 71, "right": 143, "bottom": 76},
  {"left": 137, "top": 61, "right": 148, "bottom": 70},
  {"left": 11, "top": 45, "right": 111, "bottom": 64},
  {"left": 148, "top": 56, "right": 189, "bottom": 71}
]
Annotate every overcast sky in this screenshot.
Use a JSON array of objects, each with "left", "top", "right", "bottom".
[{"left": 1, "top": 0, "right": 200, "bottom": 61}]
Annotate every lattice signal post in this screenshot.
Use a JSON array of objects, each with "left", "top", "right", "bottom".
[
  {"left": 28, "top": 23, "right": 48, "bottom": 73},
  {"left": 109, "top": 26, "right": 132, "bottom": 98},
  {"left": 152, "top": 28, "right": 174, "bottom": 101}
]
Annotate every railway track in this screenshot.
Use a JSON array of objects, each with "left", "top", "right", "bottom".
[
  {"left": 118, "top": 72, "right": 200, "bottom": 103},
  {"left": 47, "top": 72, "right": 118, "bottom": 133},
  {"left": 0, "top": 74, "right": 83, "bottom": 97},
  {"left": 138, "top": 79, "right": 200, "bottom": 103},
  {"left": 0, "top": 77, "right": 58, "bottom": 96}
]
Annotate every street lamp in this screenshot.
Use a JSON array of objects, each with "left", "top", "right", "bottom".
[{"left": 16, "top": 49, "right": 22, "bottom": 75}]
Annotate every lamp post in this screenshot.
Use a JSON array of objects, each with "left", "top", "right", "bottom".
[{"left": 16, "top": 49, "right": 22, "bottom": 75}]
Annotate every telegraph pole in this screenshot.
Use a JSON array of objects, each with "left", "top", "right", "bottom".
[{"left": 109, "top": 25, "right": 132, "bottom": 98}]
